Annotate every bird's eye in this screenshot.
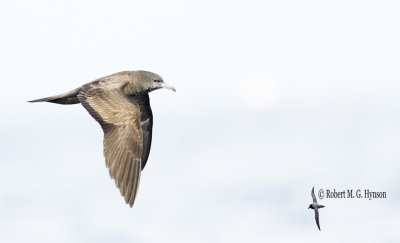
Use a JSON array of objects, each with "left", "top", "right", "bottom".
[{"left": 154, "top": 79, "right": 162, "bottom": 83}]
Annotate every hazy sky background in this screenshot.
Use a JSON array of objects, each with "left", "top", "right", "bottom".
[{"left": 1, "top": 0, "right": 400, "bottom": 242}]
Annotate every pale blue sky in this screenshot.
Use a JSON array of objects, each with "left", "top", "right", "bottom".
[{"left": 1, "top": 1, "right": 400, "bottom": 242}]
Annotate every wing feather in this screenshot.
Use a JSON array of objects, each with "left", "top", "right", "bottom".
[
  {"left": 311, "top": 187, "right": 317, "bottom": 203},
  {"left": 77, "top": 81, "right": 143, "bottom": 207},
  {"left": 314, "top": 209, "right": 321, "bottom": 230},
  {"left": 136, "top": 94, "right": 153, "bottom": 170}
]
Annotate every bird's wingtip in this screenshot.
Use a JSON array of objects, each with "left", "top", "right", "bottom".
[{"left": 28, "top": 97, "right": 49, "bottom": 103}]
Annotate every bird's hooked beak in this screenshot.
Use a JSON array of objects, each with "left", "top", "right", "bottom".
[{"left": 161, "top": 83, "right": 176, "bottom": 92}]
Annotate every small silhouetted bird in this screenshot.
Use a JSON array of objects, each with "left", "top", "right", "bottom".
[
  {"left": 29, "top": 70, "right": 175, "bottom": 207},
  {"left": 308, "top": 187, "right": 325, "bottom": 231}
]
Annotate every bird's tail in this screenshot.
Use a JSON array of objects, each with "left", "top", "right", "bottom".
[{"left": 28, "top": 88, "right": 81, "bottom": 105}]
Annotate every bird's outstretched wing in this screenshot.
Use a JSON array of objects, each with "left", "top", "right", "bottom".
[
  {"left": 311, "top": 187, "right": 317, "bottom": 204},
  {"left": 314, "top": 209, "right": 321, "bottom": 231},
  {"left": 138, "top": 97, "right": 153, "bottom": 170},
  {"left": 77, "top": 81, "right": 143, "bottom": 207},
  {"left": 140, "top": 116, "right": 152, "bottom": 170}
]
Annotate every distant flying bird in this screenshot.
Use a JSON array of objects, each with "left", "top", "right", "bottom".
[
  {"left": 308, "top": 187, "right": 325, "bottom": 231},
  {"left": 29, "top": 70, "right": 175, "bottom": 207}
]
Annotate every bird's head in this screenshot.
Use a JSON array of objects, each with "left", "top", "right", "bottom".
[
  {"left": 134, "top": 70, "right": 176, "bottom": 93},
  {"left": 308, "top": 204, "right": 312, "bottom": 209}
]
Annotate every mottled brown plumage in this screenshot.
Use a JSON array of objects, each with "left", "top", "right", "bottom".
[{"left": 29, "top": 70, "right": 175, "bottom": 207}]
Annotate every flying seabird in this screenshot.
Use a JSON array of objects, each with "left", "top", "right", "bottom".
[
  {"left": 29, "top": 70, "right": 175, "bottom": 207},
  {"left": 308, "top": 187, "right": 325, "bottom": 231}
]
